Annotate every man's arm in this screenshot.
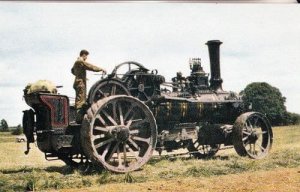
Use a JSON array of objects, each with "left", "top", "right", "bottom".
[{"left": 78, "top": 60, "right": 104, "bottom": 72}]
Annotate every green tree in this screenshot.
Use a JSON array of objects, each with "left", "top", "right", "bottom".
[
  {"left": 241, "top": 82, "right": 287, "bottom": 126},
  {"left": 0, "top": 119, "right": 9, "bottom": 132}
]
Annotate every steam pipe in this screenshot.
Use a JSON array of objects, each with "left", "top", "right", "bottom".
[{"left": 206, "top": 40, "right": 223, "bottom": 92}]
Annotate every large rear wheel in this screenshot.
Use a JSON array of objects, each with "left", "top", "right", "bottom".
[{"left": 81, "top": 95, "right": 157, "bottom": 173}]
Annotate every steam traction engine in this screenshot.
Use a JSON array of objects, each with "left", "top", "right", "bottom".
[{"left": 22, "top": 40, "right": 273, "bottom": 173}]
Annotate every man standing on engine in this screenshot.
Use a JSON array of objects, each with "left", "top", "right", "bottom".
[{"left": 71, "top": 49, "right": 106, "bottom": 122}]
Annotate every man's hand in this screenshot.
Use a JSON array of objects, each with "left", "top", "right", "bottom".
[{"left": 102, "top": 69, "right": 107, "bottom": 75}]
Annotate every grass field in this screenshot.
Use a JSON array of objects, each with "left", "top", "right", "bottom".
[{"left": 0, "top": 126, "right": 300, "bottom": 192}]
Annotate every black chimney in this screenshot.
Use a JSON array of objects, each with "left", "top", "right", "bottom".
[{"left": 206, "top": 40, "right": 223, "bottom": 92}]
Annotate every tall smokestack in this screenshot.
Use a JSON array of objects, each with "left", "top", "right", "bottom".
[{"left": 206, "top": 40, "right": 223, "bottom": 92}]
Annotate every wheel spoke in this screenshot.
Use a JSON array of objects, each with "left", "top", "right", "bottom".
[
  {"left": 249, "top": 144, "right": 256, "bottom": 155},
  {"left": 249, "top": 120, "right": 254, "bottom": 129},
  {"left": 97, "top": 89, "right": 106, "bottom": 98},
  {"left": 124, "top": 104, "right": 135, "bottom": 121},
  {"left": 123, "top": 144, "right": 127, "bottom": 167},
  {"left": 130, "top": 119, "right": 148, "bottom": 128},
  {"left": 102, "top": 110, "right": 118, "bottom": 126},
  {"left": 118, "top": 104, "right": 124, "bottom": 125},
  {"left": 137, "top": 92, "right": 141, "bottom": 99},
  {"left": 249, "top": 143, "right": 252, "bottom": 153},
  {"left": 96, "top": 114, "right": 107, "bottom": 126},
  {"left": 126, "top": 118, "right": 133, "bottom": 128},
  {"left": 253, "top": 117, "right": 259, "bottom": 127},
  {"left": 111, "top": 85, "right": 116, "bottom": 95},
  {"left": 132, "top": 136, "right": 150, "bottom": 144},
  {"left": 142, "top": 91, "right": 150, "bottom": 100},
  {"left": 94, "top": 138, "right": 115, "bottom": 148},
  {"left": 94, "top": 126, "right": 108, "bottom": 132},
  {"left": 106, "top": 141, "right": 121, "bottom": 161},
  {"left": 127, "top": 144, "right": 140, "bottom": 160},
  {"left": 243, "top": 130, "right": 251, "bottom": 135},
  {"left": 117, "top": 146, "right": 122, "bottom": 167},
  {"left": 246, "top": 120, "right": 253, "bottom": 129},
  {"left": 129, "top": 129, "right": 139, "bottom": 134},
  {"left": 102, "top": 142, "right": 111, "bottom": 159},
  {"left": 256, "top": 143, "right": 266, "bottom": 152},
  {"left": 129, "top": 87, "right": 139, "bottom": 90},
  {"left": 112, "top": 102, "right": 117, "bottom": 122},
  {"left": 92, "top": 134, "right": 103, "bottom": 140},
  {"left": 128, "top": 138, "right": 139, "bottom": 150},
  {"left": 242, "top": 135, "right": 249, "bottom": 141},
  {"left": 260, "top": 131, "right": 268, "bottom": 135}
]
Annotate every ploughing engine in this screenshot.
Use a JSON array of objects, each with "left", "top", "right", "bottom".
[{"left": 22, "top": 40, "right": 273, "bottom": 173}]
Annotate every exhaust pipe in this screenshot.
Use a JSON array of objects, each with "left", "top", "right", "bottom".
[{"left": 206, "top": 40, "right": 223, "bottom": 92}]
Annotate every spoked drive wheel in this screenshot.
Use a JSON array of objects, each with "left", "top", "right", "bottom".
[
  {"left": 187, "top": 140, "right": 220, "bottom": 158},
  {"left": 81, "top": 95, "right": 157, "bottom": 173},
  {"left": 233, "top": 112, "right": 273, "bottom": 159}
]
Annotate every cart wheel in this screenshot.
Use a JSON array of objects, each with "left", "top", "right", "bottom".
[
  {"left": 81, "top": 95, "right": 157, "bottom": 173},
  {"left": 233, "top": 112, "right": 273, "bottom": 159}
]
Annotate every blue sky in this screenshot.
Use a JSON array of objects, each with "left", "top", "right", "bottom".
[{"left": 0, "top": 3, "right": 299, "bottom": 125}]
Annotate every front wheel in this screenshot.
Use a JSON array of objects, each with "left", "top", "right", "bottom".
[{"left": 232, "top": 112, "right": 273, "bottom": 159}]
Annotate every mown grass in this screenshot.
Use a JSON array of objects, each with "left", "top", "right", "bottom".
[
  {"left": 0, "top": 132, "right": 16, "bottom": 143},
  {"left": 0, "top": 126, "right": 300, "bottom": 191}
]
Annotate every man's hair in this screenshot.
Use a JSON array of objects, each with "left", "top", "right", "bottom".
[{"left": 80, "top": 50, "right": 89, "bottom": 56}]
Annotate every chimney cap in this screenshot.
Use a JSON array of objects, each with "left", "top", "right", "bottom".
[{"left": 206, "top": 40, "right": 223, "bottom": 45}]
